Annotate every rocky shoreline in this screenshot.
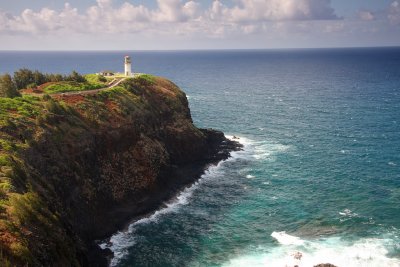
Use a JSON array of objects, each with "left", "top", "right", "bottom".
[
  {"left": 0, "top": 75, "right": 243, "bottom": 266},
  {"left": 92, "top": 129, "right": 242, "bottom": 266}
]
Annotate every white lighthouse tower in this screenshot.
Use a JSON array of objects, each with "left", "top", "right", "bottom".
[{"left": 124, "top": 56, "right": 132, "bottom": 76}]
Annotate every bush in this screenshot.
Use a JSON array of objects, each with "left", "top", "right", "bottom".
[
  {"left": 98, "top": 75, "right": 107, "bottom": 82},
  {"left": 12, "top": 69, "right": 88, "bottom": 90},
  {"left": 66, "top": 71, "right": 86, "bottom": 83},
  {"left": 45, "top": 99, "right": 64, "bottom": 115},
  {"left": 42, "top": 94, "right": 52, "bottom": 101},
  {"left": 0, "top": 75, "right": 20, "bottom": 98},
  {"left": 13, "top": 69, "right": 34, "bottom": 90}
]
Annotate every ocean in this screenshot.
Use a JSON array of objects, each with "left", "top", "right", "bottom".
[{"left": 1, "top": 48, "right": 400, "bottom": 266}]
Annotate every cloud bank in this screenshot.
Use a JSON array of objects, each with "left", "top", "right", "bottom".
[
  {"left": 0, "top": 0, "right": 399, "bottom": 49},
  {"left": 0, "top": 0, "right": 339, "bottom": 35}
]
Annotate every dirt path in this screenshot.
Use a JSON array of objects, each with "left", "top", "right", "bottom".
[{"left": 23, "top": 77, "right": 128, "bottom": 97}]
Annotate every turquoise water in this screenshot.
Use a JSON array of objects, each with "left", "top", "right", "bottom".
[{"left": 1, "top": 48, "right": 400, "bottom": 266}]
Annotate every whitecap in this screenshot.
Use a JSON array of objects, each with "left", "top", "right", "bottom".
[
  {"left": 101, "top": 135, "right": 291, "bottom": 266},
  {"left": 253, "top": 143, "right": 290, "bottom": 161},
  {"left": 103, "top": 177, "right": 206, "bottom": 266},
  {"left": 339, "top": 208, "right": 358, "bottom": 218},
  {"left": 271, "top": 231, "right": 305, "bottom": 246},
  {"left": 226, "top": 135, "right": 291, "bottom": 162},
  {"left": 102, "top": 134, "right": 250, "bottom": 266},
  {"left": 223, "top": 235, "right": 400, "bottom": 267}
]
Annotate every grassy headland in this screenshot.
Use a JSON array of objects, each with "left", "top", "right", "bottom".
[{"left": 0, "top": 70, "right": 236, "bottom": 266}]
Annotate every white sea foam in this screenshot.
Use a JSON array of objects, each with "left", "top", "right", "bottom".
[
  {"left": 339, "top": 208, "right": 358, "bottom": 217},
  {"left": 226, "top": 135, "right": 291, "bottom": 162},
  {"left": 101, "top": 135, "right": 291, "bottom": 266},
  {"left": 223, "top": 233, "right": 400, "bottom": 267},
  {"left": 102, "top": 135, "right": 250, "bottom": 266},
  {"left": 253, "top": 143, "right": 290, "bottom": 160},
  {"left": 271, "top": 231, "right": 305, "bottom": 246},
  {"left": 101, "top": 162, "right": 227, "bottom": 266}
]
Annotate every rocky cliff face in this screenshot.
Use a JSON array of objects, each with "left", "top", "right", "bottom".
[{"left": 0, "top": 76, "right": 239, "bottom": 266}]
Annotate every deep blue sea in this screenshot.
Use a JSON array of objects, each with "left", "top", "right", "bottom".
[{"left": 1, "top": 48, "right": 400, "bottom": 266}]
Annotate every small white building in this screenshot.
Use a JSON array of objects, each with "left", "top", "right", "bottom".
[
  {"left": 124, "top": 56, "right": 132, "bottom": 76},
  {"left": 99, "top": 70, "right": 115, "bottom": 76}
]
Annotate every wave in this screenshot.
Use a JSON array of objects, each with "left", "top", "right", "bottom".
[
  {"left": 226, "top": 135, "right": 291, "bottom": 162},
  {"left": 223, "top": 232, "right": 400, "bottom": 267},
  {"left": 339, "top": 208, "right": 359, "bottom": 218},
  {"left": 271, "top": 231, "right": 305, "bottom": 246},
  {"left": 100, "top": 135, "right": 291, "bottom": 266},
  {"left": 100, "top": 160, "right": 227, "bottom": 266},
  {"left": 101, "top": 135, "right": 250, "bottom": 266}
]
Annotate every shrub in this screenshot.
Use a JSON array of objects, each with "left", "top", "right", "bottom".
[
  {"left": 0, "top": 75, "right": 20, "bottom": 98},
  {"left": 98, "top": 75, "right": 107, "bottom": 82},
  {"left": 13, "top": 69, "right": 34, "bottom": 90},
  {"left": 0, "top": 155, "right": 10, "bottom": 166},
  {"left": 45, "top": 99, "right": 64, "bottom": 115},
  {"left": 12, "top": 68, "right": 88, "bottom": 89},
  {"left": 42, "top": 94, "right": 52, "bottom": 101},
  {"left": 66, "top": 71, "right": 86, "bottom": 83}
]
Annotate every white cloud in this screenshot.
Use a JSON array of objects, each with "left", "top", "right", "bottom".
[
  {"left": 217, "top": 0, "right": 338, "bottom": 22},
  {"left": 1, "top": 0, "right": 399, "bottom": 50},
  {"left": 0, "top": 0, "right": 340, "bottom": 36}
]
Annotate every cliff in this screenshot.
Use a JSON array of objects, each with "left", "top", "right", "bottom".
[{"left": 0, "top": 75, "right": 239, "bottom": 266}]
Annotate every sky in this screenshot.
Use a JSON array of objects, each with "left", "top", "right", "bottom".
[{"left": 0, "top": 0, "right": 399, "bottom": 50}]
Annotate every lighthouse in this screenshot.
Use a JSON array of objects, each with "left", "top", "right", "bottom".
[{"left": 124, "top": 56, "right": 132, "bottom": 76}]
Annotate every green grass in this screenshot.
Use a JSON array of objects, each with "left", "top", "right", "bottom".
[
  {"left": 0, "top": 72, "right": 162, "bottom": 265},
  {"left": 135, "top": 74, "right": 156, "bottom": 84},
  {"left": 0, "top": 96, "right": 41, "bottom": 121},
  {"left": 42, "top": 81, "right": 103, "bottom": 94},
  {"left": 0, "top": 155, "right": 10, "bottom": 166},
  {"left": 97, "top": 86, "right": 127, "bottom": 98},
  {"left": 84, "top": 74, "right": 107, "bottom": 86}
]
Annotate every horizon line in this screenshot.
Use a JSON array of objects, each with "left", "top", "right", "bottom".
[{"left": 0, "top": 45, "right": 400, "bottom": 52}]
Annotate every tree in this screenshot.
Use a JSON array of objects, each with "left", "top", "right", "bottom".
[
  {"left": 67, "top": 71, "right": 86, "bottom": 83},
  {"left": 33, "top": 70, "right": 46, "bottom": 86},
  {"left": 45, "top": 73, "right": 64, "bottom": 82},
  {"left": 13, "top": 68, "right": 34, "bottom": 90},
  {"left": 0, "top": 74, "right": 21, "bottom": 98}
]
